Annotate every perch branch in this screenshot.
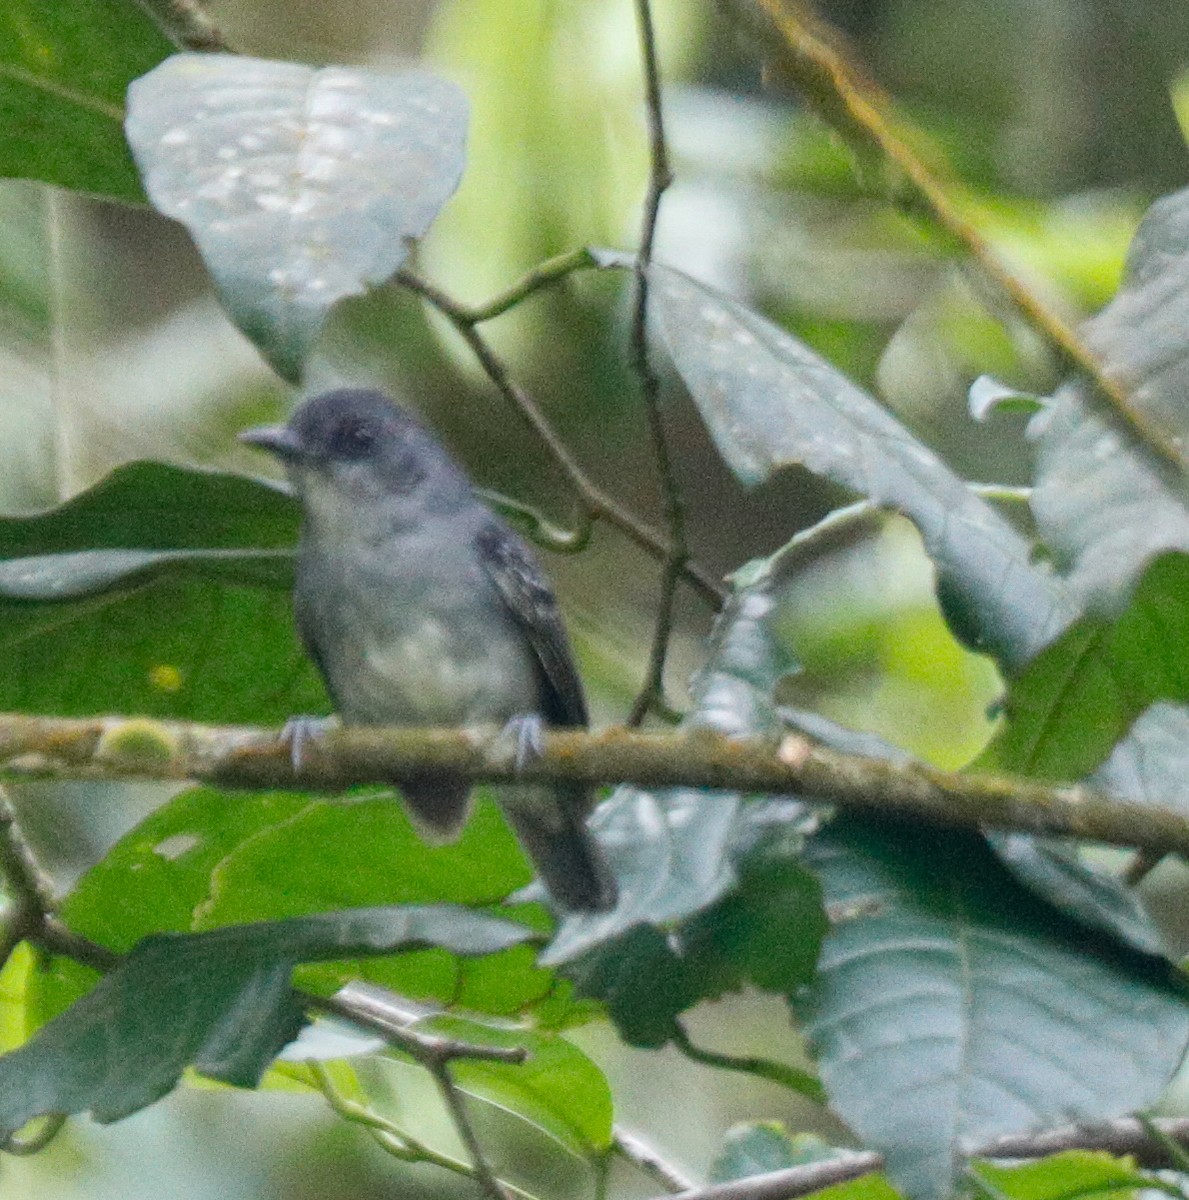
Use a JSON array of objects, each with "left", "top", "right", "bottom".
[
  {"left": 647, "top": 1154, "right": 885, "bottom": 1200},
  {"left": 642, "top": 1117, "right": 1189, "bottom": 1200},
  {"left": 4, "top": 716, "right": 1189, "bottom": 861}
]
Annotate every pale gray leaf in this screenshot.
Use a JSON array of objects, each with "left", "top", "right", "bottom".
[
  {"left": 126, "top": 54, "right": 468, "bottom": 380},
  {"left": 1029, "top": 186, "right": 1189, "bottom": 611},
  {"left": 651, "top": 265, "right": 1075, "bottom": 669}
]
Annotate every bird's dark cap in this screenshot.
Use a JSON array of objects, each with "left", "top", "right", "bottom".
[{"left": 238, "top": 423, "right": 308, "bottom": 461}]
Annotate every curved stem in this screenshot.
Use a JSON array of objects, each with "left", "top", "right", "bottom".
[
  {"left": 613, "top": 1125, "right": 695, "bottom": 1192},
  {"left": 672, "top": 1023, "right": 823, "bottom": 1102},
  {"left": 456, "top": 248, "right": 598, "bottom": 323}
]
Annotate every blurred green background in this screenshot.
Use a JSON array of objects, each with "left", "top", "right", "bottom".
[{"left": 4, "top": 0, "right": 1188, "bottom": 1195}]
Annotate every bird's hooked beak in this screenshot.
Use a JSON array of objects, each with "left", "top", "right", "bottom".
[{"left": 238, "top": 423, "right": 308, "bottom": 462}]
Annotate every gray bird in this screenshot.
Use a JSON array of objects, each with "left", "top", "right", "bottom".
[{"left": 240, "top": 388, "right": 617, "bottom": 912}]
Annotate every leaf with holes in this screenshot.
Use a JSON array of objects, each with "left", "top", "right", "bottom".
[
  {"left": 126, "top": 53, "right": 468, "bottom": 379},
  {"left": 0, "top": 461, "right": 318, "bottom": 721}
]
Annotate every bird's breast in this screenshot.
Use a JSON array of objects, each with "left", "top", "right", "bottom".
[{"left": 301, "top": 539, "right": 540, "bottom": 729}]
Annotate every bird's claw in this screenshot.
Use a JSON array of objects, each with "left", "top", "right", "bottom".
[
  {"left": 501, "top": 713, "right": 547, "bottom": 774},
  {"left": 279, "top": 715, "right": 335, "bottom": 774}
]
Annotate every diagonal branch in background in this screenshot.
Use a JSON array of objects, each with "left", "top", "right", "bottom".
[
  {"left": 721, "top": 0, "right": 1186, "bottom": 476},
  {"left": 5, "top": 715, "right": 1189, "bottom": 861},
  {"left": 626, "top": 0, "right": 689, "bottom": 726},
  {"left": 396, "top": 269, "right": 724, "bottom": 608}
]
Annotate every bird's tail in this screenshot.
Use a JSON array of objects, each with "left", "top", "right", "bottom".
[{"left": 500, "top": 786, "right": 617, "bottom": 912}]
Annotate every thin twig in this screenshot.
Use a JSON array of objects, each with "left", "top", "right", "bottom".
[
  {"left": 428, "top": 1057, "right": 509, "bottom": 1200},
  {"left": 305, "top": 985, "right": 527, "bottom": 1065},
  {"left": 614, "top": 1125, "right": 697, "bottom": 1192},
  {"left": 729, "top": 0, "right": 1183, "bottom": 474},
  {"left": 37, "top": 918, "right": 121, "bottom": 974},
  {"left": 397, "top": 270, "right": 723, "bottom": 608},
  {"left": 132, "top": 0, "right": 231, "bottom": 50},
  {"left": 641, "top": 1115, "right": 1189, "bottom": 1200},
  {"left": 976, "top": 1116, "right": 1189, "bottom": 1169},
  {"left": 645, "top": 1154, "right": 885, "bottom": 1200},
  {"left": 6, "top": 716, "right": 1189, "bottom": 861},
  {"left": 1122, "top": 849, "right": 1165, "bottom": 886},
  {"left": 310, "top": 1061, "right": 539, "bottom": 1200},
  {"left": 627, "top": 0, "right": 688, "bottom": 726},
  {"left": 310, "top": 983, "right": 517, "bottom": 1200}
]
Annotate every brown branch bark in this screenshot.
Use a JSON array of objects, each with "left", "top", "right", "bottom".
[{"left": 1, "top": 715, "right": 1188, "bottom": 859}]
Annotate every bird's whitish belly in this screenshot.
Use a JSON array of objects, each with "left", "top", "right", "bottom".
[{"left": 317, "top": 571, "right": 541, "bottom": 729}]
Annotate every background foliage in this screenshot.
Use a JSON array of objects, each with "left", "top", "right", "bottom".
[{"left": 4, "top": 2, "right": 1189, "bottom": 1199}]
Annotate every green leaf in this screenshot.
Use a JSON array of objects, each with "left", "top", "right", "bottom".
[
  {"left": 650, "top": 263, "right": 1076, "bottom": 670},
  {"left": 711, "top": 1122, "right": 828, "bottom": 1180},
  {"left": 125, "top": 53, "right": 468, "bottom": 380},
  {"left": 985, "top": 833, "right": 1167, "bottom": 958},
  {"left": 416, "top": 1013, "right": 613, "bottom": 1154},
  {"left": 0, "top": 460, "right": 298, "bottom": 556},
  {"left": 970, "top": 1151, "right": 1153, "bottom": 1200},
  {"left": 560, "top": 854, "right": 824, "bottom": 1062},
  {"left": 0, "top": 573, "right": 320, "bottom": 720},
  {"left": 1029, "top": 186, "right": 1189, "bottom": 612},
  {"left": 0, "top": 943, "right": 36, "bottom": 1053},
  {"left": 792, "top": 709, "right": 1169, "bottom": 962},
  {"left": 0, "top": 906, "right": 533, "bottom": 1139},
  {"left": 984, "top": 551, "right": 1189, "bottom": 780},
  {"left": 548, "top": 544, "right": 825, "bottom": 1055},
  {"left": 0, "top": 1, "right": 171, "bottom": 200},
  {"left": 30, "top": 787, "right": 314, "bottom": 1026},
  {"left": 794, "top": 817, "right": 1189, "bottom": 1200},
  {"left": 0, "top": 462, "right": 320, "bottom": 721},
  {"left": 1095, "top": 701, "right": 1189, "bottom": 814},
  {"left": 197, "top": 793, "right": 562, "bottom": 1019},
  {"left": 560, "top": 926, "right": 689, "bottom": 1047}
]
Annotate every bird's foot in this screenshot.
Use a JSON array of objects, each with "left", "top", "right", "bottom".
[
  {"left": 500, "top": 713, "right": 547, "bottom": 775},
  {"left": 279, "top": 714, "right": 337, "bottom": 774}
]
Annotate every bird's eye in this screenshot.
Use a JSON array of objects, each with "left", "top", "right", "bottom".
[{"left": 329, "top": 416, "right": 377, "bottom": 459}]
